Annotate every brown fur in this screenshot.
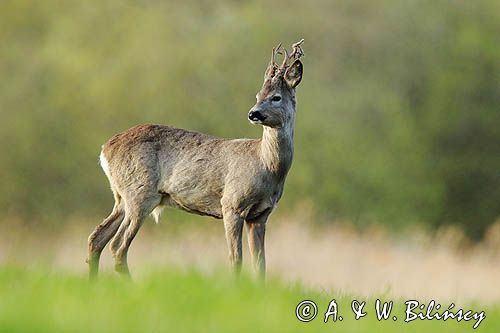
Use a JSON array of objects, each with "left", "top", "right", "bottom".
[{"left": 87, "top": 41, "right": 304, "bottom": 279}]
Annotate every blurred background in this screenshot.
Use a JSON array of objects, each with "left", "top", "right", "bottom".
[
  {"left": 1, "top": 0, "right": 498, "bottom": 239},
  {"left": 1, "top": 0, "right": 500, "bottom": 306}
]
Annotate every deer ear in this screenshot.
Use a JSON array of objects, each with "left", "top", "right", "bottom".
[{"left": 284, "top": 59, "right": 303, "bottom": 88}]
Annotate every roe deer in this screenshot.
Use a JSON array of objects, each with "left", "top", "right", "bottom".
[{"left": 87, "top": 39, "right": 305, "bottom": 279}]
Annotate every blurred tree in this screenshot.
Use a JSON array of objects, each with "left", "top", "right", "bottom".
[{"left": 0, "top": 0, "right": 498, "bottom": 239}]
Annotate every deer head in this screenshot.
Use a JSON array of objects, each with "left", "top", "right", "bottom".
[{"left": 248, "top": 39, "right": 304, "bottom": 128}]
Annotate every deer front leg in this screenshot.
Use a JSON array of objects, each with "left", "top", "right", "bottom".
[
  {"left": 222, "top": 209, "right": 244, "bottom": 275},
  {"left": 245, "top": 209, "right": 270, "bottom": 279}
]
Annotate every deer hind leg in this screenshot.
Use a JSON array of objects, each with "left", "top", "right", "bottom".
[
  {"left": 110, "top": 193, "right": 162, "bottom": 277},
  {"left": 87, "top": 191, "right": 124, "bottom": 279}
]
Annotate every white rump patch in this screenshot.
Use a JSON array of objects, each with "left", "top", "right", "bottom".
[
  {"left": 99, "top": 151, "right": 112, "bottom": 179},
  {"left": 151, "top": 205, "right": 165, "bottom": 224}
]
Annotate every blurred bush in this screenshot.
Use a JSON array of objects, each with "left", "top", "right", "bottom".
[{"left": 0, "top": 0, "right": 498, "bottom": 239}]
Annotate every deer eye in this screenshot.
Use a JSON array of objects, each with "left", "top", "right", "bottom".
[{"left": 271, "top": 95, "right": 281, "bottom": 102}]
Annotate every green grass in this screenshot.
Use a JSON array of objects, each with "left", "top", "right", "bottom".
[{"left": 0, "top": 267, "right": 497, "bottom": 332}]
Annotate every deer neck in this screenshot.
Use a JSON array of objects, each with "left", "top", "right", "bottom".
[{"left": 259, "top": 121, "right": 294, "bottom": 178}]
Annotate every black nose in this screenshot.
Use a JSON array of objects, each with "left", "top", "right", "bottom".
[{"left": 248, "top": 110, "right": 266, "bottom": 122}]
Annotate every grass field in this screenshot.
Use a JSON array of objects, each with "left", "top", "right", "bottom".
[{"left": 0, "top": 267, "right": 497, "bottom": 332}]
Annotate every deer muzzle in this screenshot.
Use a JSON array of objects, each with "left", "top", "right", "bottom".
[{"left": 248, "top": 109, "right": 267, "bottom": 123}]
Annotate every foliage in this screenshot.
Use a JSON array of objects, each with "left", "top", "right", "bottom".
[
  {"left": 0, "top": 0, "right": 499, "bottom": 238},
  {"left": 0, "top": 267, "right": 498, "bottom": 332}
]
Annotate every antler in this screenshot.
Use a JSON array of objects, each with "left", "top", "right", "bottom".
[
  {"left": 265, "top": 42, "right": 283, "bottom": 79},
  {"left": 279, "top": 39, "right": 304, "bottom": 71},
  {"left": 290, "top": 38, "right": 305, "bottom": 59},
  {"left": 273, "top": 39, "right": 305, "bottom": 81},
  {"left": 271, "top": 42, "right": 283, "bottom": 67},
  {"left": 265, "top": 39, "right": 305, "bottom": 81}
]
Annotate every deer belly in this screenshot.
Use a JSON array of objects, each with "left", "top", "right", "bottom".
[
  {"left": 160, "top": 188, "right": 223, "bottom": 219},
  {"left": 161, "top": 161, "right": 225, "bottom": 218}
]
